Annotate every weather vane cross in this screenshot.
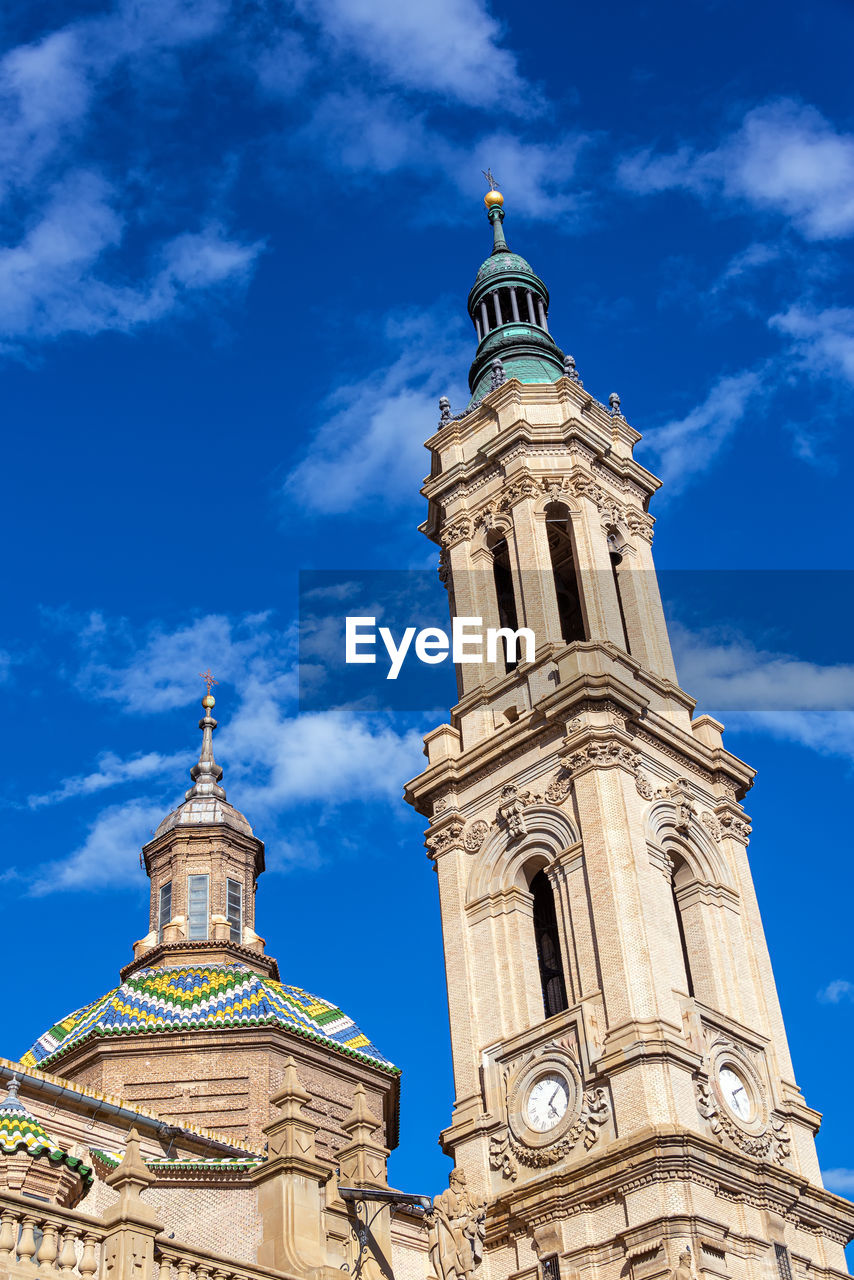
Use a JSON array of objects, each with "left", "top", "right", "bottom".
[
  {"left": 199, "top": 668, "right": 218, "bottom": 696},
  {"left": 482, "top": 168, "right": 500, "bottom": 193}
]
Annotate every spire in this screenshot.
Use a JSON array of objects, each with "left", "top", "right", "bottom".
[
  {"left": 0, "top": 1074, "right": 21, "bottom": 1110},
  {"left": 185, "top": 672, "right": 226, "bottom": 801},
  {"left": 466, "top": 178, "right": 565, "bottom": 402},
  {"left": 483, "top": 171, "right": 509, "bottom": 254}
]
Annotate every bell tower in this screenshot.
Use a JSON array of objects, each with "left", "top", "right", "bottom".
[
  {"left": 406, "top": 186, "right": 854, "bottom": 1280},
  {"left": 129, "top": 684, "right": 275, "bottom": 979}
]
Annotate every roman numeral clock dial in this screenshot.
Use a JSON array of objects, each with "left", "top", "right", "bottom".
[{"left": 525, "top": 1072, "right": 570, "bottom": 1133}]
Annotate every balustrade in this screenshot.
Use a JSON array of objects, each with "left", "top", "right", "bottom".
[
  {"left": 155, "top": 1238, "right": 299, "bottom": 1280},
  {"left": 0, "top": 1192, "right": 103, "bottom": 1277}
]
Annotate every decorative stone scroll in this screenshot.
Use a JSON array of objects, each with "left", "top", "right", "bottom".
[
  {"left": 440, "top": 517, "right": 473, "bottom": 550},
  {"left": 564, "top": 742, "right": 641, "bottom": 776},
  {"left": 545, "top": 767, "right": 573, "bottom": 806},
  {"left": 463, "top": 820, "right": 490, "bottom": 852},
  {"left": 496, "top": 783, "right": 538, "bottom": 839},
  {"left": 425, "top": 821, "right": 464, "bottom": 854},
  {"left": 716, "top": 807, "right": 752, "bottom": 844}
]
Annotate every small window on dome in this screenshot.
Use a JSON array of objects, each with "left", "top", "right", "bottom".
[
  {"left": 187, "top": 874, "right": 209, "bottom": 941},
  {"left": 158, "top": 881, "right": 172, "bottom": 943},
  {"left": 227, "top": 877, "right": 243, "bottom": 944}
]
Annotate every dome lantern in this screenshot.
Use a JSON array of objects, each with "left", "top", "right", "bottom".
[{"left": 466, "top": 176, "right": 566, "bottom": 402}]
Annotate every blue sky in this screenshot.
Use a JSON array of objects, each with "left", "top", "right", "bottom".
[{"left": 2, "top": 0, "right": 854, "bottom": 1208}]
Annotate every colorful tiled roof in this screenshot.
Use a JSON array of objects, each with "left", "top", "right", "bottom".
[
  {"left": 21, "top": 965, "right": 398, "bottom": 1076},
  {"left": 91, "top": 1149, "right": 262, "bottom": 1174},
  {"left": 0, "top": 1077, "right": 93, "bottom": 1183}
]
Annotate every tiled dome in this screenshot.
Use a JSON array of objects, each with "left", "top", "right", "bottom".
[
  {"left": 20, "top": 965, "right": 397, "bottom": 1076},
  {"left": 154, "top": 795, "right": 253, "bottom": 837},
  {"left": 0, "top": 1076, "right": 92, "bottom": 1184}
]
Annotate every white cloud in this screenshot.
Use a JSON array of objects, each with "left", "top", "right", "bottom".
[
  {"left": 297, "top": 91, "right": 588, "bottom": 221},
  {"left": 25, "top": 610, "right": 428, "bottom": 892},
  {"left": 818, "top": 980, "right": 854, "bottom": 1005},
  {"left": 671, "top": 625, "right": 854, "bottom": 717},
  {"left": 619, "top": 99, "right": 854, "bottom": 240},
  {"left": 0, "top": 0, "right": 261, "bottom": 351},
  {"left": 28, "top": 750, "right": 184, "bottom": 809},
  {"left": 770, "top": 305, "right": 854, "bottom": 387},
  {"left": 283, "top": 306, "right": 469, "bottom": 515},
  {"left": 293, "top": 0, "right": 533, "bottom": 112},
  {"left": 0, "top": 172, "right": 262, "bottom": 346},
  {"left": 29, "top": 799, "right": 163, "bottom": 895},
  {"left": 823, "top": 1169, "right": 854, "bottom": 1193},
  {"left": 74, "top": 612, "right": 286, "bottom": 713},
  {"left": 641, "top": 369, "right": 762, "bottom": 493}
]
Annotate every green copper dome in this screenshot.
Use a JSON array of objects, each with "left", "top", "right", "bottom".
[
  {"left": 473, "top": 250, "right": 535, "bottom": 283},
  {"left": 465, "top": 193, "right": 565, "bottom": 402}
]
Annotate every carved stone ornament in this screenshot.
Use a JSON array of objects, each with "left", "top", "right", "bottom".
[
  {"left": 427, "top": 1168, "right": 486, "bottom": 1280},
  {"left": 489, "top": 1043, "right": 611, "bottom": 1175},
  {"left": 441, "top": 516, "right": 473, "bottom": 549},
  {"left": 695, "top": 1038, "right": 790, "bottom": 1164},
  {"left": 463, "top": 820, "right": 490, "bottom": 852},
  {"left": 426, "top": 821, "right": 464, "bottom": 854},
  {"left": 701, "top": 811, "right": 721, "bottom": 842},
  {"left": 545, "top": 767, "right": 572, "bottom": 806},
  {"left": 496, "top": 783, "right": 538, "bottom": 840},
  {"left": 565, "top": 742, "right": 641, "bottom": 776},
  {"left": 488, "top": 1130, "right": 517, "bottom": 1181},
  {"left": 663, "top": 778, "right": 697, "bottom": 833},
  {"left": 717, "top": 807, "right": 752, "bottom": 844},
  {"left": 634, "top": 768, "right": 656, "bottom": 800}
]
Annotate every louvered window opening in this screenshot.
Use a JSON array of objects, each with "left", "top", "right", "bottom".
[
  {"left": 187, "top": 874, "right": 210, "bottom": 941},
  {"left": 227, "top": 877, "right": 243, "bottom": 944},
  {"left": 158, "top": 882, "right": 172, "bottom": 943}
]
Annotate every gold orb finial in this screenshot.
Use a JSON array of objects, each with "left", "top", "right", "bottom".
[
  {"left": 482, "top": 168, "right": 503, "bottom": 209},
  {"left": 202, "top": 694, "right": 216, "bottom": 710}
]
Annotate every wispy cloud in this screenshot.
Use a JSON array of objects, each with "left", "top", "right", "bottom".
[
  {"left": 823, "top": 1169, "right": 854, "bottom": 1194},
  {"left": 294, "top": 90, "right": 589, "bottom": 220},
  {"left": 29, "top": 799, "right": 164, "bottom": 895},
  {"left": 292, "top": 0, "right": 534, "bottom": 113},
  {"left": 640, "top": 369, "right": 762, "bottom": 493},
  {"left": 618, "top": 98, "right": 854, "bottom": 240},
  {"left": 669, "top": 624, "right": 854, "bottom": 761},
  {"left": 283, "top": 305, "right": 469, "bottom": 515},
  {"left": 770, "top": 305, "right": 854, "bottom": 387},
  {"left": 817, "top": 980, "right": 854, "bottom": 1005},
  {"left": 27, "top": 750, "right": 184, "bottom": 809},
  {"left": 23, "top": 609, "right": 426, "bottom": 892}
]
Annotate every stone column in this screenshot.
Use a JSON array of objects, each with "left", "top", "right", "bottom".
[
  {"left": 509, "top": 498, "right": 563, "bottom": 648},
  {"left": 101, "top": 1129, "right": 164, "bottom": 1280},
  {"left": 255, "top": 1058, "right": 336, "bottom": 1279}
]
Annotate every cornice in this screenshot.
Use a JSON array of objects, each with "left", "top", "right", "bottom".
[{"left": 483, "top": 1128, "right": 854, "bottom": 1247}]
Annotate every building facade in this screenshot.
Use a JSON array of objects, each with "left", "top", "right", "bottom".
[{"left": 1, "top": 188, "right": 852, "bottom": 1280}]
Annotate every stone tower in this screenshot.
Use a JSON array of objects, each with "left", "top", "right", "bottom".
[{"left": 405, "top": 187, "right": 854, "bottom": 1280}]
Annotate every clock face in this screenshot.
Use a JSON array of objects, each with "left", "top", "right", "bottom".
[
  {"left": 718, "top": 1065, "right": 753, "bottom": 1120},
  {"left": 526, "top": 1072, "right": 570, "bottom": 1133}
]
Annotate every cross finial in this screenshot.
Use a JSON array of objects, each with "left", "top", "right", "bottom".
[
  {"left": 199, "top": 669, "right": 218, "bottom": 696},
  {"left": 482, "top": 168, "right": 500, "bottom": 193}
]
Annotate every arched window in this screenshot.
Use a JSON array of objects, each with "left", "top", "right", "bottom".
[
  {"left": 545, "top": 505, "right": 586, "bottom": 644},
  {"left": 606, "top": 531, "right": 632, "bottom": 654},
  {"left": 670, "top": 857, "right": 695, "bottom": 997},
  {"left": 531, "top": 870, "right": 568, "bottom": 1018},
  {"left": 491, "top": 536, "right": 519, "bottom": 671}
]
